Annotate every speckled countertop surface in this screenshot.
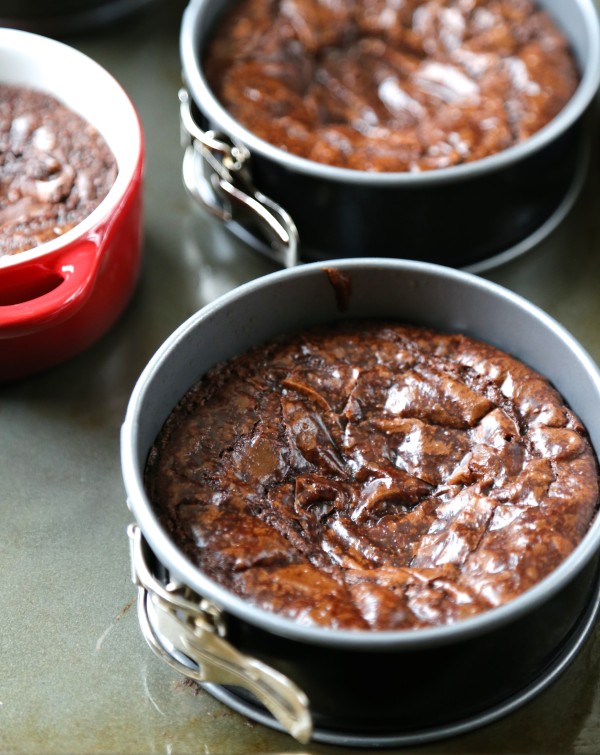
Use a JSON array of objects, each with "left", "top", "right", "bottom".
[{"left": 1, "top": 2, "right": 600, "bottom": 753}]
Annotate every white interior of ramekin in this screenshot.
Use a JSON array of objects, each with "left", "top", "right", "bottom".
[
  {"left": 122, "top": 259, "right": 600, "bottom": 650},
  {"left": 181, "top": 0, "right": 600, "bottom": 186},
  {"left": 0, "top": 28, "right": 142, "bottom": 267}
]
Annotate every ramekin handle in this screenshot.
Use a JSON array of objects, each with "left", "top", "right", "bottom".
[
  {"left": 179, "top": 87, "right": 299, "bottom": 269},
  {"left": 0, "top": 239, "right": 101, "bottom": 339}
]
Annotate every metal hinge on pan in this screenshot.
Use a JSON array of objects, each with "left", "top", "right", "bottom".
[
  {"left": 179, "top": 87, "right": 299, "bottom": 269},
  {"left": 127, "top": 523, "right": 312, "bottom": 743}
]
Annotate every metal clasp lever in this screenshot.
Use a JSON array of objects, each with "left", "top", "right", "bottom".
[
  {"left": 179, "top": 88, "right": 299, "bottom": 269},
  {"left": 127, "top": 524, "right": 312, "bottom": 744}
]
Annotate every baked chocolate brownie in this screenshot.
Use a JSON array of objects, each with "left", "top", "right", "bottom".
[
  {"left": 145, "top": 322, "right": 599, "bottom": 629},
  {"left": 203, "top": 0, "right": 579, "bottom": 171},
  {"left": 0, "top": 84, "right": 117, "bottom": 256}
]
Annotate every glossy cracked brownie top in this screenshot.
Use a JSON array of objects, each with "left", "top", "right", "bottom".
[
  {"left": 0, "top": 84, "right": 117, "bottom": 257},
  {"left": 203, "top": 0, "right": 580, "bottom": 172},
  {"left": 145, "top": 322, "right": 599, "bottom": 630}
]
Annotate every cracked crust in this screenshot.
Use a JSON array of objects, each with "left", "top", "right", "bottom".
[
  {"left": 0, "top": 84, "right": 117, "bottom": 256},
  {"left": 202, "top": 0, "right": 580, "bottom": 172},
  {"left": 145, "top": 322, "right": 599, "bottom": 629}
]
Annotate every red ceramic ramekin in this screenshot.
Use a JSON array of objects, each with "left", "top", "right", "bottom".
[{"left": 0, "top": 29, "right": 144, "bottom": 382}]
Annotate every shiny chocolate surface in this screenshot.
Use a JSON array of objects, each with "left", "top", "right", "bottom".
[
  {"left": 146, "top": 322, "right": 598, "bottom": 630},
  {"left": 0, "top": 83, "right": 117, "bottom": 256},
  {"left": 203, "top": 0, "right": 579, "bottom": 172}
]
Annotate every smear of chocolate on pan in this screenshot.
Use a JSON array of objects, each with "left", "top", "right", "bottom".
[{"left": 323, "top": 266, "right": 352, "bottom": 311}]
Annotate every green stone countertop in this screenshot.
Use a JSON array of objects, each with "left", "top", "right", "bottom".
[{"left": 1, "top": 2, "right": 600, "bottom": 753}]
